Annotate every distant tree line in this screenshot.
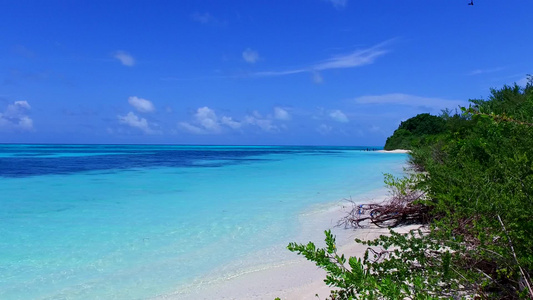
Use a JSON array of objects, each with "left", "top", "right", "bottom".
[{"left": 384, "top": 113, "right": 447, "bottom": 150}]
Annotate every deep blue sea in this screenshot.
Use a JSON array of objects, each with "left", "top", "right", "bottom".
[{"left": 0, "top": 145, "right": 407, "bottom": 299}]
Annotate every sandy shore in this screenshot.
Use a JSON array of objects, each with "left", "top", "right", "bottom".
[
  {"left": 376, "top": 149, "right": 410, "bottom": 153},
  {"left": 156, "top": 190, "right": 420, "bottom": 300}
]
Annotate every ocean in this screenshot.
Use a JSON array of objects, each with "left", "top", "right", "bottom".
[{"left": 0, "top": 145, "right": 407, "bottom": 299}]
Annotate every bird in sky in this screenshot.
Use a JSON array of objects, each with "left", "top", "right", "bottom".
[{"left": 468, "top": 0, "right": 474, "bottom": 5}]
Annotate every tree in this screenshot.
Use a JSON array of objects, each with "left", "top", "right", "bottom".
[{"left": 384, "top": 113, "right": 445, "bottom": 150}]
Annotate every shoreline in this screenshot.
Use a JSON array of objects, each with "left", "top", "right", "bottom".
[
  {"left": 157, "top": 188, "right": 417, "bottom": 300},
  {"left": 376, "top": 149, "right": 411, "bottom": 154}
]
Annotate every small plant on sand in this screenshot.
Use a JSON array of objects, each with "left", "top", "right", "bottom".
[{"left": 287, "top": 228, "right": 468, "bottom": 300}]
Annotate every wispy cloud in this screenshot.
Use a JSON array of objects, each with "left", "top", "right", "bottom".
[
  {"left": 191, "top": 12, "right": 214, "bottom": 24},
  {"left": 317, "top": 124, "right": 333, "bottom": 135},
  {"left": 254, "top": 40, "right": 392, "bottom": 78},
  {"left": 314, "top": 45, "right": 388, "bottom": 71},
  {"left": 242, "top": 48, "right": 260, "bottom": 64},
  {"left": 161, "top": 39, "right": 382, "bottom": 84},
  {"left": 274, "top": 107, "right": 291, "bottom": 121},
  {"left": 113, "top": 51, "right": 135, "bottom": 66},
  {"left": 325, "top": 0, "right": 347, "bottom": 9},
  {"left": 467, "top": 67, "right": 504, "bottom": 76},
  {"left": 12, "top": 45, "right": 35, "bottom": 58},
  {"left": 4, "top": 69, "right": 50, "bottom": 85},
  {"left": 220, "top": 116, "right": 241, "bottom": 129},
  {"left": 254, "top": 69, "right": 306, "bottom": 77},
  {"left": 243, "top": 112, "right": 278, "bottom": 132},
  {"left": 179, "top": 122, "right": 207, "bottom": 134},
  {"left": 160, "top": 75, "right": 236, "bottom": 81},
  {"left": 0, "top": 100, "right": 34, "bottom": 132},
  {"left": 128, "top": 96, "right": 155, "bottom": 113},
  {"left": 329, "top": 109, "right": 349, "bottom": 123},
  {"left": 354, "top": 93, "right": 465, "bottom": 110},
  {"left": 311, "top": 71, "right": 323, "bottom": 84},
  {"left": 117, "top": 112, "right": 158, "bottom": 134},
  {"left": 517, "top": 76, "right": 530, "bottom": 87},
  {"left": 191, "top": 12, "right": 225, "bottom": 26}
]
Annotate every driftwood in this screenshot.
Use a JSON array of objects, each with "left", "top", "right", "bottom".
[{"left": 338, "top": 189, "right": 430, "bottom": 229}]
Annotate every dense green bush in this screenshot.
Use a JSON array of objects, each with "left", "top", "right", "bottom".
[{"left": 287, "top": 78, "right": 533, "bottom": 299}]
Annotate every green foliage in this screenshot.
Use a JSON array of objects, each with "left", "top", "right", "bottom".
[
  {"left": 384, "top": 113, "right": 446, "bottom": 150},
  {"left": 383, "top": 128, "right": 413, "bottom": 150},
  {"left": 288, "top": 229, "right": 464, "bottom": 299},
  {"left": 287, "top": 78, "right": 533, "bottom": 299},
  {"left": 469, "top": 79, "right": 533, "bottom": 122},
  {"left": 398, "top": 113, "right": 446, "bottom": 136},
  {"left": 406, "top": 79, "right": 533, "bottom": 298},
  {"left": 411, "top": 79, "right": 533, "bottom": 298}
]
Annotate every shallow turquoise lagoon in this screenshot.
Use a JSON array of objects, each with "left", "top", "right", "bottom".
[{"left": 0, "top": 145, "right": 407, "bottom": 299}]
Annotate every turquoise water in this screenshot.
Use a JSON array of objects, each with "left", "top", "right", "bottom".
[{"left": 0, "top": 145, "right": 407, "bottom": 299}]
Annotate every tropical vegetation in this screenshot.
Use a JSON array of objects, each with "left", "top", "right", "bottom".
[{"left": 286, "top": 77, "right": 533, "bottom": 299}]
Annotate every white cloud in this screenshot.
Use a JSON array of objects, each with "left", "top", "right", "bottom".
[
  {"left": 244, "top": 114, "right": 277, "bottom": 132},
  {"left": 517, "top": 76, "right": 530, "bottom": 87},
  {"left": 242, "top": 48, "right": 260, "bottom": 64},
  {"left": 179, "top": 106, "right": 290, "bottom": 134},
  {"left": 114, "top": 51, "right": 135, "bottom": 67},
  {"left": 6, "top": 100, "right": 31, "bottom": 113},
  {"left": 329, "top": 109, "right": 349, "bottom": 123},
  {"left": 274, "top": 107, "right": 291, "bottom": 121},
  {"left": 117, "top": 112, "right": 157, "bottom": 134},
  {"left": 128, "top": 96, "right": 155, "bottom": 113},
  {"left": 254, "top": 69, "right": 305, "bottom": 77},
  {"left": 0, "top": 100, "right": 34, "bottom": 132},
  {"left": 178, "top": 122, "right": 207, "bottom": 134},
  {"left": 221, "top": 116, "right": 241, "bottom": 129},
  {"left": 254, "top": 119, "right": 275, "bottom": 132},
  {"left": 467, "top": 67, "right": 504, "bottom": 76},
  {"left": 354, "top": 93, "right": 465, "bottom": 110},
  {"left": 312, "top": 71, "right": 323, "bottom": 84},
  {"left": 195, "top": 106, "right": 221, "bottom": 132},
  {"left": 314, "top": 45, "right": 387, "bottom": 71},
  {"left": 326, "top": 0, "right": 347, "bottom": 9},
  {"left": 317, "top": 124, "right": 333, "bottom": 135},
  {"left": 254, "top": 40, "right": 391, "bottom": 78},
  {"left": 17, "top": 116, "right": 34, "bottom": 130},
  {"left": 180, "top": 106, "right": 241, "bottom": 134},
  {"left": 17, "top": 100, "right": 31, "bottom": 109}
]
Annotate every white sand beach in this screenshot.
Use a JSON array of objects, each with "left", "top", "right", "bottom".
[
  {"left": 376, "top": 149, "right": 411, "bottom": 154},
  {"left": 158, "top": 191, "right": 421, "bottom": 300}
]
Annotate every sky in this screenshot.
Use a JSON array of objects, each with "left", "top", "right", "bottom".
[{"left": 1, "top": 0, "right": 532, "bottom": 146}]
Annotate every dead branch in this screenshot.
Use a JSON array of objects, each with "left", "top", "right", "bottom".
[{"left": 338, "top": 188, "right": 430, "bottom": 229}]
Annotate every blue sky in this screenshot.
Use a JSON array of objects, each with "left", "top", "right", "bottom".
[{"left": 1, "top": 0, "right": 531, "bottom": 145}]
